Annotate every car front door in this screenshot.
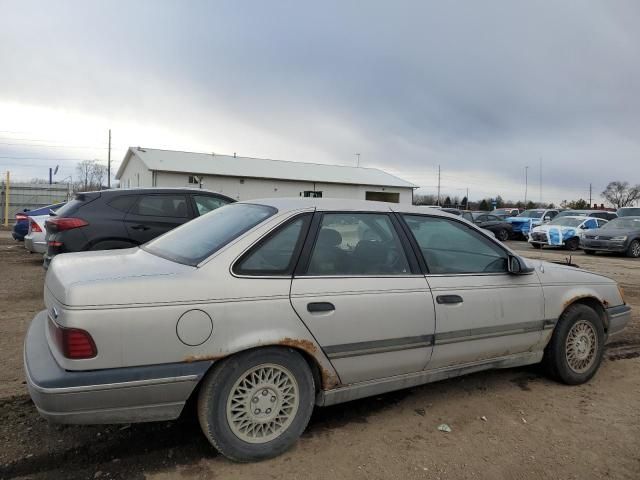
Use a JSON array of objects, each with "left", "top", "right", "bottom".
[
  {"left": 400, "top": 214, "right": 545, "bottom": 370},
  {"left": 290, "top": 212, "right": 436, "bottom": 384},
  {"left": 124, "top": 194, "right": 192, "bottom": 244}
]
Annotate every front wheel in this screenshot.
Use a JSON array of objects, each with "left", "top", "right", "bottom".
[
  {"left": 496, "top": 229, "right": 510, "bottom": 241},
  {"left": 626, "top": 239, "right": 640, "bottom": 258},
  {"left": 531, "top": 242, "right": 542, "bottom": 249},
  {"left": 197, "top": 347, "right": 315, "bottom": 462},
  {"left": 543, "top": 304, "right": 604, "bottom": 385},
  {"left": 565, "top": 237, "right": 579, "bottom": 251}
]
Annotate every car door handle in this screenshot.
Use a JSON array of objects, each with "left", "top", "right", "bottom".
[
  {"left": 131, "top": 225, "right": 150, "bottom": 231},
  {"left": 436, "top": 295, "right": 463, "bottom": 305},
  {"left": 307, "top": 302, "right": 335, "bottom": 313}
]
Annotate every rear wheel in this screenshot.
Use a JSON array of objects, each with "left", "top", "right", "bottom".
[
  {"left": 531, "top": 243, "right": 542, "bottom": 249},
  {"left": 626, "top": 239, "right": 640, "bottom": 258},
  {"left": 496, "top": 229, "right": 510, "bottom": 241},
  {"left": 197, "top": 347, "right": 315, "bottom": 462},
  {"left": 543, "top": 304, "right": 604, "bottom": 385}
]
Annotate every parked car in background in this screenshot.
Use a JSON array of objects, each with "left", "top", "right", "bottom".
[
  {"left": 617, "top": 207, "right": 640, "bottom": 217},
  {"left": 461, "top": 211, "right": 512, "bottom": 241},
  {"left": 581, "top": 217, "right": 640, "bottom": 257},
  {"left": 529, "top": 216, "right": 607, "bottom": 251},
  {"left": 492, "top": 208, "right": 520, "bottom": 219},
  {"left": 440, "top": 207, "right": 462, "bottom": 216},
  {"left": 24, "top": 198, "right": 631, "bottom": 462},
  {"left": 25, "top": 213, "right": 55, "bottom": 254},
  {"left": 555, "top": 210, "right": 617, "bottom": 221},
  {"left": 11, "top": 202, "right": 66, "bottom": 241},
  {"left": 43, "top": 188, "right": 234, "bottom": 268},
  {"left": 506, "top": 209, "right": 560, "bottom": 238}
]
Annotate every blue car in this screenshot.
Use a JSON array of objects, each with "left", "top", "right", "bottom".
[
  {"left": 12, "top": 202, "right": 66, "bottom": 241},
  {"left": 506, "top": 208, "right": 560, "bottom": 239}
]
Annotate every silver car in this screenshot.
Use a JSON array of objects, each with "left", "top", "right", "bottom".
[{"left": 24, "top": 198, "right": 631, "bottom": 462}]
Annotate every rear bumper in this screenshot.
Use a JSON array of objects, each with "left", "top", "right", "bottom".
[
  {"left": 24, "top": 311, "right": 213, "bottom": 424},
  {"left": 605, "top": 305, "right": 632, "bottom": 343},
  {"left": 24, "top": 235, "right": 46, "bottom": 254}
]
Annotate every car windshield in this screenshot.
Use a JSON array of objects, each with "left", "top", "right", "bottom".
[
  {"left": 602, "top": 217, "right": 640, "bottom": 230},
  {"left": 143, "top": 203, "right": 276, "bottom": 266},
  {"left": 492, "top": 209, "right": 511, "bottom": 215},
  {"left": 549, "top": 217, "right": 583, "bottom": 227},
  {"left": 618, "top": 208, "right": 640, "bottom": 217},
  {"left": 518, "top": 210, "right": 544, "bottom": 218}
]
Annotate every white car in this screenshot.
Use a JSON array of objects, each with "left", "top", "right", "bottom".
[
  {"left": 24, "top": 214, "right": 50, "bottom": 254},
  {"left": 24, "top": 199, "right": 631, "bottom": 462},
  {"left": 529, "top": 215, "right": 608, "bottom": 250}
]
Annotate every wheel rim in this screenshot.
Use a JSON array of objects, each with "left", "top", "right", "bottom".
[
  {"left": 226, "top": 363, "right": 299, "bottom": 444},
  {"left": 499, "top": 230, "right": 508, "bottom": 241},
  {"left": 565, "top": 320, "right": 598, "bottom": 373},
  {"left": 632, "top": 241, "right": 640, "bottom": 257}
]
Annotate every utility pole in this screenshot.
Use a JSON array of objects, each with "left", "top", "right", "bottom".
[
  {"left": 437, "top": 165, "right": 441, "bottom": 206},
  {"left": 589, "top": 183, "right": 592, "bottom": 207},
  {"left": 539, "top": 158, "right": 542, "bottom": 205},
  {"left": 107, "top": 129, "right": 111, "bottom": 189},
  {"left": 3, "top": 171, "right": 9, "bottom": 227},
  {"left": 466, "top": 187, "right": 469, "bottom": 209},
  {"left": 524, "top": 166, "right": 529, "bottom": 205},
  {"left": 355, "top": 153, "right": 360, "bottom": 167}
]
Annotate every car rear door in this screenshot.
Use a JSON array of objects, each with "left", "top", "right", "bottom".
[
  {"left": 290, "top": 211, "right": 435, "bottom": 384},
  {"left": 124, "top": 193, "right": 192, "bottom": 244},
  {"left": 399, "top": 214, "right": 545, "bottom": 370}
]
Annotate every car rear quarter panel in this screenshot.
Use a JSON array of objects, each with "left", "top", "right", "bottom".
[{"left": 44, "top": 208, "right": 340, "bottom": 389}]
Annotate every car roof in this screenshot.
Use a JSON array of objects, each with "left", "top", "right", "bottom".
[
  {"left": 555, "top": 215, "right": 593, "bottom": 221},
  {"left": 78, "top": 187, "right": 234, "bottom": 199},
  {"left": 238, "top": 197, "right": 460, "bottom": 217}
]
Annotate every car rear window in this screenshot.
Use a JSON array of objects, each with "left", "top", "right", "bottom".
[
  {"left": 51, "top": 198, "right": 83, "bottom": 217},
  {"left": 143, "top": 203, "right": 277, "bottom": 266}
]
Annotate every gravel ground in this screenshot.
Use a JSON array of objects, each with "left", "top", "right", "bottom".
[{"left": 0, "top": 232, "right": 638, "bottom": 480}]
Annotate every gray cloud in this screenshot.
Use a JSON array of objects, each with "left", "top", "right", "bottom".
[{"left": 1, "top": 0, "right": 639, "bottom": 203}]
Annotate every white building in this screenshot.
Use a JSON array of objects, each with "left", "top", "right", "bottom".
[{"left": 115, "top": 147, "right": 417, "bottom": 203}]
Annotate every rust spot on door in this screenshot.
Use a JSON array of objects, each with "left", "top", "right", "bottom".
[{"left": 183, "top": 353, "right": 226, "bottom": 363}]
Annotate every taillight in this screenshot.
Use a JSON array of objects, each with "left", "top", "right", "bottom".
[
  {"left": 16, "top": 213, "right": 28, "bottom": 221},
  {"left": 29, "top": 219, "right": 42, "bottom": 233},
  {"left": 50, "top": 318, "right": 97, "bottom": 359},
  {"left": 45, "top": 217, "right": 89, "bottom": 232}
]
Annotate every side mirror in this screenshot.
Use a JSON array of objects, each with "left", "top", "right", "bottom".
[{"left": 508, "top": 255, "right": 535, "bottom": 275}]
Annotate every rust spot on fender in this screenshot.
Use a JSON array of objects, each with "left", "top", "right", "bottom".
[
  {"left": 603, "top": 299, "right": 610, "bottom": 308},
  {"left": 183, "top": 353, "right": 226, "bottom": 363},
  {"left": 277, "top": 337, "right": 318, "bottom": 353},
  {"left": 320, "top": 367, "right": 340, "bottom": 390}
]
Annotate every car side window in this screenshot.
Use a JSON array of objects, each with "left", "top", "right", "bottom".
[
  {"left": 193, "top": 195, "right": 230, "bottom": 216},
  {"left": 108, "top": 195, "right": 137, "bottom": 213},
  {"left": 487, "top": 215, "right": 500, "bottom": 221},
  {"left": 235, "top": 216, "right": 309, "bottom": 275},
  {"left": 548, "top": 211, "right": 558, "bottom": 219},
  {"left": 462, "top": 212, "right": 473, "bottom": 221},
  {"left": 402, "top": 215, "right": 508, "bottom": 274},
  {"left": 132, "top": 195, "right": 189, "bottom": 218},
  {"left": 596, "top": 219, "right": 607, "bottom": 228},
  {"left": 583, "top": 218, "right": 598, "bottom": 229},
  {"left": 476, "top": 215, "right": 488, "bottom": 222},
  {"left": 305, "top": 213, "right": 411, "bottom": 276}
]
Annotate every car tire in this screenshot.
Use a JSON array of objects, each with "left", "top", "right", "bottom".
[
  {"left": 197, "top": 347, "right": 315, "bottom": 462},
  {"left": 583, "top": 249, "right": 595, "bottom": 255},
  {"left": 531, "top": 243, "right": 542, "bottom": 249},
  {"left": 565, "top": 237, "right": 579, "bottom": 251},
  {"left": 626, "top": 239, "right": 640, "bottom": 258},
  {"left": 497, "top": 229, "right": 510, "bottom": 241},
  {"left": 543, "top": 304, "right": 604, "bottom": 385}
]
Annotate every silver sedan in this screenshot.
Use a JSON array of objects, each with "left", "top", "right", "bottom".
[{"left": 24, "top": 198, "right": 631, "bottom": 462}]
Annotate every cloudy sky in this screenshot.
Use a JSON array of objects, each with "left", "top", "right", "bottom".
[{"left": 1, "top": 0, "right": 639, "bottom": 204}]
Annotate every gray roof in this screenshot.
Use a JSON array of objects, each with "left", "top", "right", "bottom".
[{"left": 116, "top": 147, "right": 417, "bottom": 188}]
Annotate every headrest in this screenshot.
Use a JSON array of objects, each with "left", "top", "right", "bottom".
[{"left": 317, "top": 228, "right": 342, "bottom": 247}]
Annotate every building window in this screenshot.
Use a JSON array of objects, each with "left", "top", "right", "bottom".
[
  {"left": 303, "top": 191, "right": 323, "bottom": 198},
  {"left": 188, "top": 175, "right": 199, "bottom": 185}
]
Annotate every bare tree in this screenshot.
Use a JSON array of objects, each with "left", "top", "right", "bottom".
[
  {"left": 75, "top": 160, "right": 107, "bottom": 192},
  {"left": 601, "top": 181, "right": 640, "bottom": 208}
]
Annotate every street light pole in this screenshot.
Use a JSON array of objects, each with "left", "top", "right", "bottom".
[{"left": 524, "top": 166, "right": 529, "bottom": 205}]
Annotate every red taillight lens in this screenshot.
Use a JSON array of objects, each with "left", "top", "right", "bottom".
[
  {"left": 45, "top": 217, "right": 89, "bottom": 232},
  {"left": 29, "top": 219, "right": 42, "bottom": 233},
  {"left": 16, "top": 213, "right": 28, "bottom": 221},
  {"left": 50, "top": 319, "right": 97, "bottom": 359}
]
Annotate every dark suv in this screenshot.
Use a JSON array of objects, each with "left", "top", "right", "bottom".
[{"left": 44, "top": 188, "right": 234, "bottom": 268}]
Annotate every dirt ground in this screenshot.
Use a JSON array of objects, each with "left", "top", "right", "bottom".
[{"left": 0, "top": 230, "right": 639, "bottom": 480}]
